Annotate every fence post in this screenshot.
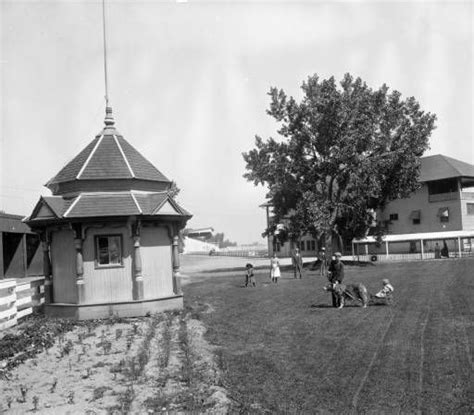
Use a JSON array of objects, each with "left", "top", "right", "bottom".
[{"left": 0, "top": 279, "right": 17, "bottom": 330}]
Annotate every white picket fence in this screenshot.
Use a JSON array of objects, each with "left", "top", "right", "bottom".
[{"left": 0, "top": 277, "right": 45, "bottom": 331}]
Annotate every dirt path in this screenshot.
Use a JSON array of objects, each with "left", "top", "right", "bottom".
[{"left": 0, "top": 311, "right": 230, "bottom": 414}]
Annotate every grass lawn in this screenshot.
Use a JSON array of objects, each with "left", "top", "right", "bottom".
[{"left": 183, "top": 257, "right": 474, "bottom": 414}]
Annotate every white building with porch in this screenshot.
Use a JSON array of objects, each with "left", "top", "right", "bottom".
[{"left": 353, "top": 154, "right": 474, "bottom": 261}]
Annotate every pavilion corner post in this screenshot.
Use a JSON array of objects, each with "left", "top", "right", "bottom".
[
  {"left": 73, "top": 235, "right": 85, "bottom": 305},
  {"left": 133, "top": 223, "right": 144, "bottom": 301},
  {"left": 172, "top": 235, "right": 182, "bottom": 295},
  {"left": 41, "top": 232, "right": 53, "bottom": 304}
]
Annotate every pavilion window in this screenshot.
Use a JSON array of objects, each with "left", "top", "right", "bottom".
[{"left": 95, "top": 235, "right": 123, "bottom": 266}]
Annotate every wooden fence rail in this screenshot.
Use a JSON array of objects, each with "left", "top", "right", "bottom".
[{"left": 0, "top": 277, "right": 44, "bottom": 331}]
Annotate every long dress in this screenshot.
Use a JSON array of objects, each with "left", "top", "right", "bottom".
[{"left": 270, "top": 257, "right": 281, "bottom": 278}]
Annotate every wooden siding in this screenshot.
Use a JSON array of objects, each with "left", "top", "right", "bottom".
[
  {"left": 140, "top": 227, "right": 174, "bottom": 299},
  {"left": 379, "top": 184, "right": 463, "bottom": 234},
  {"left": 461, "top": 196, "right": 474, "bottom": 230},
  {"left": 51, "top": 229, "right": 77, "bottom": 303},
  {"left": 82, "top": 226, "right": 133, "bottom": 303}
]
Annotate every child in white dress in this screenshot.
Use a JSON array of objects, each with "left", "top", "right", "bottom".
[{"left": 270, "top": 253, "right": 281, "bottom": 283}]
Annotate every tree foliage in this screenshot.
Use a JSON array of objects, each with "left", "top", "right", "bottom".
[{"left": 243, "top": 73, "right": 437, "bottom": 253}]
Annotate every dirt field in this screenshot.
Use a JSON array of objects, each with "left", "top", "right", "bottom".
[{"left": 0, "top": 312, "right": 230, "bottom": 414}]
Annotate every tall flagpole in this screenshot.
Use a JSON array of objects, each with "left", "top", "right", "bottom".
[
  {"left": 102, "top": 0, "right": 109, "bottom": 107},
  {"left": 102, "top": 0, "right": 114, "bottom": 126}
]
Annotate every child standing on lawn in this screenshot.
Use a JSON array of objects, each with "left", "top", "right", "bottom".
[
  {"left": 245, "top": 263, "right": 256, "bottom": 287},
  {"left": 270, "top": 253, "right": 281, "bottom": 283}
]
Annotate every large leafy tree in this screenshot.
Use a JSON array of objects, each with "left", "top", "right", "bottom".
[{"left": 243, "top": 73, "right": 437, "bottom": 255}]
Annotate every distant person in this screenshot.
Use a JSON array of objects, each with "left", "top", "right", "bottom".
[
  {"left": 374, "top": 279, "right": 394, "bottom": 298},
  {"left": 245, "top": 263, "right": 256, "bottom": 287},
  {"left": 441, "top": 241, "right": 449, "bottom": 258},
  {"left": 328, "top": 252, "right": 344, "bottom": 307},
  {"left": 270, "top": 253, "right": 281, "bottom": 283},
  {"left": 319, "top": 247, "right": 328, "bottom": 278},
  {"left": 434, "top": 242, "right": 441, "bottom": 259},
  {"left": 292, "top": 248, "right": 304, "bottom": 279}
]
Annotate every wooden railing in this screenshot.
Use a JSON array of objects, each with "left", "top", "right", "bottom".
[
  {"left": 0, "top": 277, "right": 44, "bottom": 331},
  {"left": 428, "top": 192, "right": 459, "bottom": 203},
  {"left": 354, "top": 251, "right": 474, "bottom": 262}
]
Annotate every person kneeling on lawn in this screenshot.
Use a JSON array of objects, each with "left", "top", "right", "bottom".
[
  {"left": 375, "top": 279, "right": 394, "bottom": 298},
  {"left": 245, "top": 263, "right": 256, "bottom": 287}
]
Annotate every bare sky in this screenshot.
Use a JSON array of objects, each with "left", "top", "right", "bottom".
[{"left": 1, "top": 0, "right": 473, "bottom": 244}]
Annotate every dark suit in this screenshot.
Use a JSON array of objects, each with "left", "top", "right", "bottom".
[{"left": 328, "top": 259, "right": 344, "bottom": 307}]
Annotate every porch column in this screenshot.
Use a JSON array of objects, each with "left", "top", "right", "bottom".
[
  {"left": 420, "top": 239, "right": 424, "bottom": 260},
  {"left": 133, "top": 235, "right": 144, "bottom": 300},
  {"left": 457, "top": 237, "right": 462, "bottom": 258},
  {"left": 172, "top": 235, "right": 182, "bottom": 295},
  {"left": 41, "top": 233, "right": 53, "bottom": 304},
  {"left": 74, "top": 238, "right": 85, "bottom": 304},
  {"left": 385, "top": 240, "right": 389, "bottom": 259},
  {"left": 22, "top": 234, "right": 28, "bottom": 277}
]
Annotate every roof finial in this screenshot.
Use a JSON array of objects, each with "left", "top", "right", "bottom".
[{"left": 102, "top": 0, "right": 114, "bottom": 127}]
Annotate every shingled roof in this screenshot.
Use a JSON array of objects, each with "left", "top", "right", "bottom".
[
  {"left": 27, "top": 107, "right": 192, "bottom": 226},
  {"left": 26, "top": 191, "right": 191, "bottom": 223},
  {"left": 46, "top": 108, "right": 170, "bottom": 188},
  {"left": 419, "top": 154, "right": 474, "bottom": 182}
]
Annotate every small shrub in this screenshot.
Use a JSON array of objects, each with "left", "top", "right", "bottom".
[
  {"left": 32, "top": 395, "right": 39, "bottom": 411},
  {"left": 50, "top": 378, "right": 58, "bottom": 393},
  {"left": 92, "top": 386, "right": 111, "bottom": 401}
]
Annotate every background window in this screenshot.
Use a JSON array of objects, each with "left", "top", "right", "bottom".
[
  {"left": 389, "top": 213, "right": 398, "bottom": 221},
  {"left": 410, "top": 210, "right": 421, "bottom": 225},
  {"left": 438, "top": 207, "right": 449, "bottom": 223},
  {"left": 96, "top": 235, "right": 122, "bottom": 266},
  {"left": 467, "top": 203, "right": 474, "bottom": 215}
]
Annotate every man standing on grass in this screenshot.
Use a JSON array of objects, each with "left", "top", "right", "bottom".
[
  {"left": 328, "top": 252, "right": 344, "bottom": 307},
  {"left": 292, "top": 247, "right": 304, "bottom": 279}
]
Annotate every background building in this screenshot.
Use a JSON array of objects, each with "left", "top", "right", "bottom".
[
  {"left": 262, "top": 154, "right": 474, "bottom": 260},
  {"left": 0, "top": 212, "right": 43, "bottom": 279},
  {"left": 354, "top": 154, "right": 474, "bottom": 260}
]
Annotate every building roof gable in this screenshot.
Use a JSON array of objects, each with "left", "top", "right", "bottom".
[{"left": 420, "top": 154, "right": 474, "bottom": 182}]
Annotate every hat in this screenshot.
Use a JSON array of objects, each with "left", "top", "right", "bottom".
[
  {"left": 334, "top": 252, "right": 342, "bottom": 257},
  {"left": 246, "top": 263, "right": 253, "bottom": 268},
  {"left": 382, "top": 279, "right": 390, "bottom": 285},
  {"left": 321, "top": 247, "right": 326, "bottom": 251}
]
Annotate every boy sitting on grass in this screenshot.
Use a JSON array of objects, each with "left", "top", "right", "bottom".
[
  {"left": 374, "top": 279, "right": 394, "bottom": 298},
  {"left": 245, "top": 263, "right": 256, "bottom": 287}
]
